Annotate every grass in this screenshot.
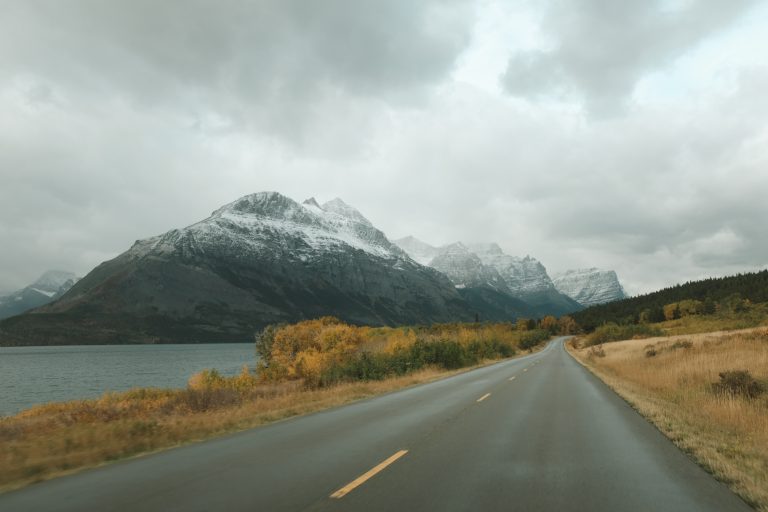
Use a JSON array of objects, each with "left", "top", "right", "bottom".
[
  {"left": 569, "top": 328, "right": 768, "bottom": 511},
  {"left": 0, "top": 344, "right": 547, "bottom": 494},
  {"left": 657, "top": 303, "right": 768, "bottom": 336},
  {"left": 583, "top": 322, "right": 664, "bottom": 346}
]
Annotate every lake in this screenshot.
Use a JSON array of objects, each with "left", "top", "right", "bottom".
[{"left": 0, "top": 343, "right": 257, "bottom": 417}]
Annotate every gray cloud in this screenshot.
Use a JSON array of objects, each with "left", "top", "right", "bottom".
[
  {"left": 2, "top": 0, "right": 471, "bottom": 133},
  {"left": 501, "top": 0, "right": 758, "bottom": 115},
  {"left": 0, "top": 0, "right": 473, "bottom": 290},
  {"left": 0, "top": 0, "right": 766, "bottom": 298}
]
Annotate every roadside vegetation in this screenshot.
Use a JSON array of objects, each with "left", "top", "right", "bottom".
[
  {"left": 254, "top": 317, "right": 554, "bottom": 387},
  {"left": 579, "top": 296, "right": 768, "bottom": 347},
  {"left": 572, "top": 269, "right": 768, "bottom": 332},
  {"left": 0, "top": 317, "right": 555, "bottom": 493},
  {"left": 570, "top": 328, "right": 768, "bottom": 511}
]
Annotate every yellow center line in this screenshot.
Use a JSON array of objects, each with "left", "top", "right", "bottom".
[
  {"left": 477, "top": 392, "right": 491, "bottom": 402},
  {"left": 330, "top": 450, "right": 408, "bottom": 499},
  {"left": 508, "top": 376, "right": 516, "bottom": 381}
]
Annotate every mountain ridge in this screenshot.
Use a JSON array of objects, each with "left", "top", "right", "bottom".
[
  {"left": 0, "top": 271, "right": 79, "bottom": 320},
  {"left": 394, "top": 236, "right": 585, "bottom": 317},
  {"left": 552, "top": 268, "right": 628, "bottom": 307},
  {"left": 0, "top": 193, "right": 470, "bottom": 345}
]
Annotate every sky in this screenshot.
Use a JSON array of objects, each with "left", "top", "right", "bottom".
[{"left": 1, "top": 0, "right": 767, "bottom": 296}]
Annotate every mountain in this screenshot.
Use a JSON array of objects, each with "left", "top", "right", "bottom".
[
  {"left": 0, "top": 193, "right": 471, "bottom": 345},
  {"left": 552, "top": 268, "right": 628, "bottom": 307},
  {"left": 395, "top": 238, "right": 582, "bottom": 317},
  {"left": 468, "top": 245, "right": 581, "bottom": 316},
  {"left": 392, "top": 236, "right": 442, "bottom": 266},
  {"left": 468, "top": 243, "right": 554, "bottom": 295},
  {"left": 428, "top": 243, "right": 510, "bottom": 293},
  {"left": 0, "top": 271, "right": 79, "bottom": 320},
  {"left": 425, "top": 242, "right": 540, "bottom": 320}
]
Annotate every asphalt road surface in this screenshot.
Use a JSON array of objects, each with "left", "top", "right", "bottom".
[{"left": 0, "top": 338, "right": 753, "bottom": 511}]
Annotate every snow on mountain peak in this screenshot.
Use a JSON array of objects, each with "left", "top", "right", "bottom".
[
  {"left": 321, "top": 198, "right": 373, "bottom": 227},
  {"left": 133, "top": 192, "right": 401, "bottom": 262},
  {"left": 32, "top": 270, "right": 79, "bottom": 293},
  {"left": 215, "top": 191, "right": 314, "bottom": 223},
  {"left": 428, "top": 243, "right": 508, "bottom": 292},
  {"left": 393, "top": 237, "right": 556, "bottom": 295},
  {"left": 440, "top": 242, "right": 471, "bottom": 256},
  {"left": 392, "top": 236, "right": 441, "bottom": 266},
  {"left": 553, "top": 268, "right": 627, "bottom": 306},
  {"left": 466, "top": 243, "right": 504, "bottom": 256}
]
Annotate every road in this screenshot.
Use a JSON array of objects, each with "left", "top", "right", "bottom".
[{"left": 0, "top": 338, "right": 752, "bottom": 511}]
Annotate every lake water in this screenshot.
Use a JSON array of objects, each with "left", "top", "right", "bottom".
[{"left": 0, "top": 344, "right": 257, "bottom": 417}]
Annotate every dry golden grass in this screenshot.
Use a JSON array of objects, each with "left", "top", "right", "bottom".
[
  {"left": 657, "top": 304, "right": 768, "bottom": 336},
  {"left": 570, "top": 328, "right": 768, "bottom": 511},
  {"left": 0, "top": 356, "right": 522, "bottom": 494}
]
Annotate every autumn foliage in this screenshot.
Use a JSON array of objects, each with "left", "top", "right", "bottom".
[{"left": 255, "top": 317, "right": 550, "bottom": 388}]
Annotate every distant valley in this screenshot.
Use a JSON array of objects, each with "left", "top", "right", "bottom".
[{"left": 0, "top": 192, "right": 627, "bottom": 345}]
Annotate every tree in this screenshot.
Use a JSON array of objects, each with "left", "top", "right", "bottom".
[
  {"left": 558, "top": 315, "right": 578, "bottom": 334},
  {"left": 540, "top": 315, "right": 558, "bottom": 334},
  {"left": 663, "top": 303, "right": 681, "bottom": 321}
]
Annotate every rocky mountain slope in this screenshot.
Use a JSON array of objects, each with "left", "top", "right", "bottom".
[
  {"left": 427, "top": 243, "right": 510, "bottom": 293},
  {"left": 553, "top": 268, "right": 628, "bottom": 306},
  {"left": 395, "top": 238, "right": 582, "bottom": 317},
  {"left": 393, "top": 236, "right": 443, "bottom": 266},
  {"left": 0, "top": 271, "right": 79, "bottom": 320},
  {"left": 0, "top": 193, "right": 470, "bottom": 345}
]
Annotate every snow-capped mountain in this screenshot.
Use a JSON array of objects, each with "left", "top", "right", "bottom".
[
  {"left": 428, "top": 243, "right": 510, "bottom": 293},
  {"left": 127, "top": 192, "right": 404, "bottom": 263},
  {"left": 392, "top": 236, "right": 442, "bottom": 266},
  {"left": 467, "top": 243, "right": 554, "bottom": 295},
  {"left": 0, "top": 270, "right": 79, "bottom": 320},
  {"left": 553, "top": 268, "right": 628, "bottom": 306},
  {"left": 0, "top": 192, "right": 469, "bottom": 345},
  {"left": 394, "top": 238, "right": 582, "bottom": 316}
]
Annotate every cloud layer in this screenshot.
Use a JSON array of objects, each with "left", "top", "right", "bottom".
[
  {"left": 1, "top": 0, "right": 766, "bottom": 296},
  {"left": 501, "top": 0, "right": 757, "bottom": 115}
]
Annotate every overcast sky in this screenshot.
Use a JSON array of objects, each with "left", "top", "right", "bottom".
[{"left": 2, "top": 0, "right": 767, "bottom": 296}]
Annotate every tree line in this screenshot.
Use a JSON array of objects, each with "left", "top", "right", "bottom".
[{"left": 571, "top": 270, "right": 768, "bottom": 331}]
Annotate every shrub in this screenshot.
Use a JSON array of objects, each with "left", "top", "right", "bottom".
[
  {"left": 670, "top": 340, "right": 693, "bottom": 350},
  {"left": 253, "top": 318, "right": 547, "bottom": 388},
  {"left": 711, "top": 370, "right": 764, "bottom": 399},
  {"left": 586, "top": 323, "right": 663, "bottom": 346},
  {"left": 589, "top": 345, "right": 606, "bottom": 358},
  {"left": 645, "top": 347, "right": 657, "bottom": 358},
  {"left": 187, "top": 369, "right": 226, "bottom": 390},
  {"left": 519, "top": 329, "right": 550, "bottom": 350}
]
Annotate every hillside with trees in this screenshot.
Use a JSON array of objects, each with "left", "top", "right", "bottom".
[{"left": 572, "top": 270, "right": 768, "bottom": 332}]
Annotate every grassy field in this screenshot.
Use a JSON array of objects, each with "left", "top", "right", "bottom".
[
  {"left": 0, "top": 318, "right": 552, "bottom": 493},
  {"left": 569, "top": 328, "right": 768, "bottom": 511},
  {"left": 657, "top": 303, "right": 768, "bottom": 336}
]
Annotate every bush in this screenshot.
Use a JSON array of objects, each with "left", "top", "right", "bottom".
[
  {"left": 519, "top": 330, "right": 550, "bottom": 350},
  {"left": 586, "top": 323, "right": 664, "bottom": 346},
  {"left": 187, "top": 369, "right": 226, "bottom": 390},
  {"left": 589, "top": 345, "right": 606, "bottom": 358},
  {"left": 711, "top": 370, "right": 764, "bottom": 399},
  {"left": 670, "top": 340, "right": 693, "bottom": 350},
  {"left": 253, "top": 318, "right": 547, "bottom": 388}
]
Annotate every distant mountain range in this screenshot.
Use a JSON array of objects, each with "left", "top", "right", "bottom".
[
  {"left": 0, "top": 192, "right": 628, "bottom": 345},
  {"left": 392, "top": 238, "right": 626, "bottom": 318},
  {"left": 0, "top": 271, "right": 79, "bottom": 320}
]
